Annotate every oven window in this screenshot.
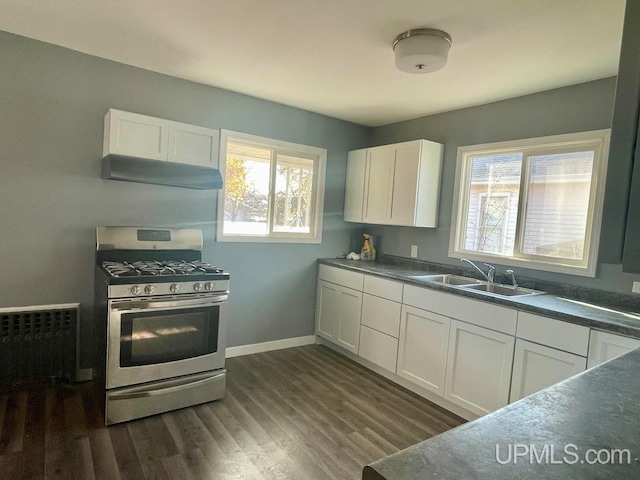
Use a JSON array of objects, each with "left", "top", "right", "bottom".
[{"left": 119, "top": 307, "right": 219, "bottom": 366}]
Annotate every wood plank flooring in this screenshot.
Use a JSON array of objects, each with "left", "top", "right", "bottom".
[{"left": 0, "top": 345, "right": 465, "bottom": 479}]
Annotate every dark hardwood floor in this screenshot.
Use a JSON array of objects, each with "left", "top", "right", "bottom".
[{"left": 0, "top": 345, "right": 465, "bottom": 479}]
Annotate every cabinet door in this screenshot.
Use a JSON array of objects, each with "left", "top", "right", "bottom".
[
  {"left": 104, "top": 109, "right": 169, "bottom": 161},
  {"left": 316, "top": 280, "right": 339, "bottom": 341},
  {"left": 344, "top": 149, "right": 367, "bottom": 222},
  {"left": 336, "top": 287, "right": 363, "bottom": 353},
  {"left": 397, "top": 305, "right": 450, "bottom": 395},
  {"left": 587, "top": 330, "right": 640, "bottom": 368},
  {"left": 359, "top": 326, "right": 398, "bottom": 372},
  {"left": 510, "top": 339, "right": 586, "bottom": 403},
  {"left": 363, "top": 146, "right": 394, "bottom": 224},
  {"left": 167, "top": 122, "right": 219, "bottom": 167},
  {"left": 444, "top": 320, "right": 515, "bottom": 416},
  {"left": 388, "top": 142, "right": 420, "bottom": 226}
]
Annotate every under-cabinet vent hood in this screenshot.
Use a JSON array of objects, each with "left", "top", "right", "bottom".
[{"left": 101, "top": 154, "right": 223, "bottom": 190}]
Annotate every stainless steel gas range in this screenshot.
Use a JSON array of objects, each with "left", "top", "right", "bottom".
[{"left": 93, "top": 226, "right": 229, "bottom": 425}]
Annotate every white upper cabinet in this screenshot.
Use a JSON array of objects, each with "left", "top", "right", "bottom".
[
  {"left": 167, "top": 121, "right": 219, "bottom": 167},
  {"left": 103, "top": 110, "right": 169, "bottom": 161},
  {"left": 344, "top": 139, "right": 444, "bottom": 227},
  {"left": 343, "top": 149, "right": 367, "bottom": 222},
  {"left": 103, "top": 109, "right": 219, "bottom": 168},
  {"left": 363, "top": 145, "right": 394, "bottom": 224}
]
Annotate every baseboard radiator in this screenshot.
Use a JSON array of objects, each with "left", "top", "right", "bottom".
[{"left": 0, "top": 303, "right": 79, "bottom": 392}]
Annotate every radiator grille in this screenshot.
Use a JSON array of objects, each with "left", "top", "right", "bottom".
[{"left": 0, "top": 305, "right": 78, "bottom": 392}]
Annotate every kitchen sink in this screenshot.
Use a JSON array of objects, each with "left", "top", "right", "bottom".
[
  {"left": 410, "top": 274, "right": 484, "bottom": 286},
  {"left": 459, "top": 283, "right": 544, "bottom": 297}
]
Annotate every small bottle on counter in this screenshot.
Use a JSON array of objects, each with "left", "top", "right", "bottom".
[{"left": 361, "top": 234, "right": 374, "bottom": 261}]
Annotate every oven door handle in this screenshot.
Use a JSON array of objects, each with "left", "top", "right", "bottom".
[{"left": 111, "top": 295, "right": 228, "bottom": 311}]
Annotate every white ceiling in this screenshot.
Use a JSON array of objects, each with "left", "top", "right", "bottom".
[{"left": 0, "top": 0, "right": 626, "bottom": 127}]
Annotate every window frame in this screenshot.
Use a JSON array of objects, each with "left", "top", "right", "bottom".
[
  {"left": 449, "top": 129, "right": 610, "bottom": 277},
  {"left": 216, "top": 130, "right": 326, "bottom": 244}
]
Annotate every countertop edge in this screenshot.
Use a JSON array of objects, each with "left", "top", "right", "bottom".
[{"left": 317, "top": 258, "right": 640, "bottom": 339}]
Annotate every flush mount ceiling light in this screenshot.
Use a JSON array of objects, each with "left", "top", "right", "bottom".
[{"left": 393, "top": 28, "right": 452, "bottom": 74}]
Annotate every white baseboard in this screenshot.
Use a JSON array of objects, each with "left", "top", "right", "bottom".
[
  {"left": 76, "top": 368, "right": 93, "bottom": 382},
  {"left": 226, "top": 335, "right": 316, "bottom": 358}
]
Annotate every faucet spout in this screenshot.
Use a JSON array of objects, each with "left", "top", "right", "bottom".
[
  {"left": 460, "top": 258, "right": 495, "bottom": 283},
  {"left": 506, "top": 269, "right": 518, "bottom": 290}
]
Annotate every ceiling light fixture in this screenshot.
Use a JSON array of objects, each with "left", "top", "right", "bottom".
[{"left": 393, "top": 29, "right": 452, "bottom": 74}]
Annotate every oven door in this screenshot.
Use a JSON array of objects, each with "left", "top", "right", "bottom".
[{"left": 106, "top": 293, "right": 227, "bottom": 389}]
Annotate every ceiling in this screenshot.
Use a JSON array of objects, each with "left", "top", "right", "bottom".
[{"left": 0, "top": 0, "right": 626, "bottom": 127}]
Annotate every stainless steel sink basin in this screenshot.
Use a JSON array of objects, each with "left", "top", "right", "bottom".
[
  {"left": 459, "top": 283, "right": 544, "bottom": 297},
  {"left": 410, "top": 274, "right": 484, "bottom": 286}
]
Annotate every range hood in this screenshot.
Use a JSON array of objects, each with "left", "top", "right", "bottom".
[{"left": 102, "top": 154, "right": 223, "bottom": 190}]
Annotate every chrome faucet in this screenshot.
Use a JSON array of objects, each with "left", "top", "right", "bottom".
[
  {"left": 506, "top": 269, "right": 518, "bottom": 290},
  {"left": 461, "top": 258, "right": 495, "bottom": 283}
]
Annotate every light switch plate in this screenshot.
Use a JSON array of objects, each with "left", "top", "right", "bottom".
[
  {"left": 633, "top": 281, "right": 640, "bottom": 294},
  {"left": 411, "top": 245, "right": 418, "bottom": 258}
]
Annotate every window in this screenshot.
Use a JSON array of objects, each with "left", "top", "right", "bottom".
[
  {"left": 217, "top": 130, "right": 326, "bottom": 243},
  {"left": 450, "top": 130, "right": 610, "bottom": 277}
]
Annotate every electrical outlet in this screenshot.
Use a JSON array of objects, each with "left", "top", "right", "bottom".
[
  {"left": 633, "top": 281, "right": 640, "bottom": 294},
  {"left": 410, "top": 245, "right": 418, "bottom": 258}
]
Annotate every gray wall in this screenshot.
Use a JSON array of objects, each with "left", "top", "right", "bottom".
[
  {"left": 0, "top": 32, "right": 370, "bottom": 367},
  {"left": 369, "top": 77, "right": 640, "bottom": 294}
]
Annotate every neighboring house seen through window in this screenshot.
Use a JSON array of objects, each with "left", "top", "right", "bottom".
[
  {"left": 450, "top": 130, "right": 610, "bottom": 277},
  {"left": 217, "top": 130, "right": 326, "bottom": 243}
]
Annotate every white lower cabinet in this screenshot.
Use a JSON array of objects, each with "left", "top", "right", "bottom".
[
  {"left": 359, "top": 326, "right": 399, "bottom": 372},
  {"left": 317, "top": 266, "right": 640, "bottom": 420},
  {"left": 587, "top": 330, "right": 640, "bottom": 368},
  {"left": 510, "top": 339, "right": 586, "bottom": 403},
  {"left": 444, "top": 320, "right": 515, "bottom": 416},
  {"left": 396, "top": 305, "right": 450, "bottom": 395},
  {"left": 315, "top": 280, "right": 362, "bottom": 354}
]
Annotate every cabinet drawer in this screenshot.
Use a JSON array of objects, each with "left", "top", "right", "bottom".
[
  {"left": 318, "top": 265, "right": 364, "bottom": 291},
  {"left": 363, "top": 275, "right": 403, "bottom": 302},
  {"left": 361, "top": 294, "right": 401, "bottom": 337},
  {"left": 516, "top": 312, "right": 589, "bottom": 356},
  {"left": 403, "top": 285, "right": 517, "bottom": 335},
  {"left": 359, "top": 326, "right": 399, "bottom": 372}
]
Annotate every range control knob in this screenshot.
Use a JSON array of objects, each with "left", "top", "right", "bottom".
[
  {"left": 144, "top": 285, "right": 155, "bottom": 295},
  {"left": 130, "top": 286, "right": 142, "bottom": 296},
  {"left": 193, "top": 283, "right": 203, "bottom": 292},
  {"left": 204, "top": 282, "right": 214, "bottom": 291},
  {"left": 170, "top": 284, "right": 181, "bottom": 293}
]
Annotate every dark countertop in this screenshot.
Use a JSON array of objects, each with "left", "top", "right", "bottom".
[
  {"left": 363, "top": 347, "right": 640, "bottom": 479},
  {"left": 318, "top": 258, "right": 640, "bottom": 339}
]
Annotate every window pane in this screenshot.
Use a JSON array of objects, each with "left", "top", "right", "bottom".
[
  {"left": 464, "top": 154, "right": 522, "bottom": 255},
  {"left": 273, "top": 154, "right": 314, "bottom": 234},
  {"left": 522, "top": 151, "right": 594, "bottom": 260},
  {"left": 223, "top": 143, "right": 271, "bottom": 235}
]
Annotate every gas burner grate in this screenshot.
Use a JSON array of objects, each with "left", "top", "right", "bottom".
[{"left": 102, "top": 260, "right": 224, "bottom": 278}]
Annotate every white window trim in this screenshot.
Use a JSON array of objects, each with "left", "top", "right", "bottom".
[
  {"left": 449, "top": 129, "right": 610, "bottom": 277},
  {"left": 217, "top": 129, "right": 326, "bottom": 244}
]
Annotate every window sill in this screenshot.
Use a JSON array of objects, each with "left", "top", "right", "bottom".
[{"left": 448, "top": 250, "right": 596, "bottom": 278}]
